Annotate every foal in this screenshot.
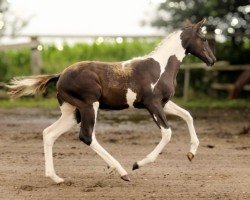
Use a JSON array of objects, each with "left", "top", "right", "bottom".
[{"left": 7, "top": 19, "right": 216, "bottom": 183}]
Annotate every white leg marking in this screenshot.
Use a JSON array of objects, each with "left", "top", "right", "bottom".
[
  {"left": 164, "top": 101, "right": 199, "bottom": 155},
  {"left": 153, "top": 114, "right": 157, "bottom": 122},
  {"left": 126, "top": 88, "right": 137, "bottom": 108},
  {"left": 43, "top": 103, "right": 76, "bottom": 183},
  {"left": 137, "top": 127, "right": 172, "bottom": 167},
  {"left": 90, "top": 102, "right": 128, "bottom": 176}
]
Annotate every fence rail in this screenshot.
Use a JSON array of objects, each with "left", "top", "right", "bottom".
[
  {"left": 181, "top": 61, "right": 250, "bottom": 100},
  {"left": 0, "top": 36, "right": 42, "bottom": 75}
]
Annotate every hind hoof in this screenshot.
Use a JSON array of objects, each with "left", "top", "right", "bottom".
[
  {"left": 121, "top": 175, "right": 130, "bottom": 182},
  {"left": 187, "top": 152, "right": 194, "bottom": 162},
  {"left": 132, "top": 162, "right": 139, "bottom": 170}
]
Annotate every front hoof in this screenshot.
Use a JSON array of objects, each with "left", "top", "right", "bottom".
[
  {"left": 121, "top": 175, "right": 130, "bottom": 182},
  {"left": 47, "top": 174, "right": 65, "bottom": 184},
  {"left": 54, "top": 177, "right": 65, "bottom": 184},
  {"left": 132, "top": 162, "right": 139, "bottom": 171},
  {"left": 187, "top": 152, "right": 194, "bottom": 162}
]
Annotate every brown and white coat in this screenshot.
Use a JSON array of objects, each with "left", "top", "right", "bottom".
[{"left": 7, "top": 19, "right": 216, "bottom": 183}]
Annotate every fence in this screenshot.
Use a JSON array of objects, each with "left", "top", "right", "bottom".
[
  {"left": 0, "top": 36, "right": 42, "bottom": 75},
  {"left": 181, "top": 62, "right": 250, "bottom": 100},
  {"left": 0, "top": 34, "right": 249, "bottom": 100}
]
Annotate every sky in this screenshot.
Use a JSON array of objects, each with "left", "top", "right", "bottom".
[{"left": 8, "top": 0, "right": 165, "bottom": 36}]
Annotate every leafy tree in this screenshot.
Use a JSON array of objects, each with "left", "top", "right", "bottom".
[
  {"left": 0, "top": 0, "right": 8, "bottom": 36},
  {"left": 0, "top": 0, "right": 29, "bottom": 37},
  {"left": 149, "top": 0, "right": 250, "bottom": 64},
  {"left": 150, "top": 0, "right": 249, "bottom": 38}
]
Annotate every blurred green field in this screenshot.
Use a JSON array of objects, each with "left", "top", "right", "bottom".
[
  {"left": 0, "top": 39, "right": 159, "bottom": 81},
  {"left": 0, "top": 39, "right": 249, "bottom": 99},
  {"left": 0, "top": 97, "right": 249, "bottom": 109},
  {"left": 1, "top": 39, "right": 249, "bottom": 82}
]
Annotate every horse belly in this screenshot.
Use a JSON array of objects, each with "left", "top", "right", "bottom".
[{"left": 100, "top": 88, "right": 129, "bottom": 110}]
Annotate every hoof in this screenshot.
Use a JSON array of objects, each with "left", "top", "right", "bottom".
[
  {"left": 46, "top": 173, "right": 64, "bottom": 184},
  {"left": 187, "top": 152, "right": 194, "bottom": 162},
  {"left": 132, "top": 162, "right": 139, "bottom": 171},
  {"left": 121, "top": 175, "right": 130, "bottom": 182}
]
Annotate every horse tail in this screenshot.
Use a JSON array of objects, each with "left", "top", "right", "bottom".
[{"left": 6, "top": 74, "right": 60, "bottom": 98}]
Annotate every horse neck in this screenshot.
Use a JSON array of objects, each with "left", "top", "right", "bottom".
[{"left": 149, "top": 30, "right": 186, "bottom": 76}]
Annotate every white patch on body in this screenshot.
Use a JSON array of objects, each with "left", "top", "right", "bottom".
[
  {"left": 137, "top": 127, "right": 172, "bottom": 167},
  {"left": 149, "top": 31, "right": 186, "bottom": 90},
  {"left": 151, "top": 82, "right": 158, "bottom": 90},
  {"left": 90, "top": 102, "right": 128, "bottom": 176},
  {"left": 43, "top": 103, "right": 76, "bottom": 183},
  {"left": 150, "top": 83, "right": 154, "bottom": 90},
  {"left": 126, "top": 88, "right": 137, "bottom": 107}
]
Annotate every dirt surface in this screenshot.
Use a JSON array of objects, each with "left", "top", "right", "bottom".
[{"left": 0, "top": 106, "right": 249, "bottom": 200}]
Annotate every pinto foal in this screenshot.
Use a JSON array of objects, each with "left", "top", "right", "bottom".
[{"left": 7, "top": 19, "right": 216, "bottom": 183}]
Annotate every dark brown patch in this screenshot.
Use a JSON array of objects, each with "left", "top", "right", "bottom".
[
  {"left": 154, "top": 55, "right": 181, "bottom": 101},
  {"left": 56, "top": 59, "right": 161, "bottom": 111},
  {"left": 74, "top": 109, "right": 81, "bottom": 123}
]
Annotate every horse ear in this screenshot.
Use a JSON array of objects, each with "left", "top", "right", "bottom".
[
  {"left": 194, "top": 18, "right": 206, "bottom": 31},
  {"left": 184, "top": 19, "right": 193, "bottom": 27}
]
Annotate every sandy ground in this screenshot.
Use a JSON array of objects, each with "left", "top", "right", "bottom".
[{"left": 0, "top": 106, "right": 249, "bottom": 200}]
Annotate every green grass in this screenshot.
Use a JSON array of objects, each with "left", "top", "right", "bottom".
[
  {"left": 0, "top": 97, "right": 249, "bottom": 109},
  {"left": 173, "top": 98, "right": 250, "bottom": 109},
  {"left": 0, "top": 98, "right": 58, "bottom": 108}
]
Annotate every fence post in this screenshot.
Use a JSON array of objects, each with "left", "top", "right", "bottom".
[
  {"left": 30, "top": 36, "right": 42, "bottom": 75},
  {"left": 183, "top": 66, "right": 190, "bottom": 101}
]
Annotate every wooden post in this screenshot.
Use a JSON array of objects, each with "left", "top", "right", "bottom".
[
  {"left": 183, "top": 66, "right": 190, "bottom": 101},
  {"left": 30, "top": 36, "right": 42, "bottom": 75}
]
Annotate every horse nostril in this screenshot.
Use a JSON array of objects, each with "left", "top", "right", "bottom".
[{"left": 212, "top": 55, "right": 217, "bottom": 63}]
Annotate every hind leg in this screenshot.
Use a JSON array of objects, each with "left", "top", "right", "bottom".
[
  {"left": 79, "top": 101, "right": 129, "bottom": 181},
  {"left": 43, "top": 103, "right": 76, "bottom": 183}
]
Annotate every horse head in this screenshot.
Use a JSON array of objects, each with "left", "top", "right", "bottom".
[{"left": 181, "top": 18, "right": 217, "bottom": 66}]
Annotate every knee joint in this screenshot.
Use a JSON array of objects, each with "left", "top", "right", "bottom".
[
  {"left": 43, "top": 132, "right": 54, "bottom": 146},
  {"left": 184, "top": 111, "right": 193, "bottom": 123},
  {"left": 43, "top": 128, "right": 49, "bottom": 136},
  {"left": 161, "top": 128, "right": 172, "bottom": 143}
]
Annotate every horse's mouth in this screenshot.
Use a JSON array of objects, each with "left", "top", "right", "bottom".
[{"left": 204, "top": 51, "right": 216, "bottom": 67}]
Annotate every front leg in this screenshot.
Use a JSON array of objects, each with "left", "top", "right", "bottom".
[
  {"left": 164, "top": 101, "right": 199, "bottom": 161},
  {"left": 133, "top": 99, "right": 172, "bottom": 170}
]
